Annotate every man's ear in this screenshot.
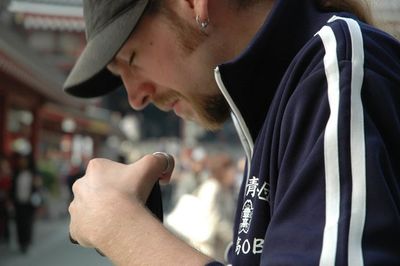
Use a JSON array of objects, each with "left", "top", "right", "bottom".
[{"left": 183, "top": 0, "right": 209, "bottom": 22}]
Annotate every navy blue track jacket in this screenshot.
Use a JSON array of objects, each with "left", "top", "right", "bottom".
[{"left": 209, "top": 0, "right": 400, "bottom": 265}]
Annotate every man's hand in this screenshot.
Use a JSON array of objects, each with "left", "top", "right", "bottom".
[
  {"left": 68, "top": 153, "right": 174, "bottom": 248},
  {"left": 68, "top": 153, "right": 212, "bottom": 265}
]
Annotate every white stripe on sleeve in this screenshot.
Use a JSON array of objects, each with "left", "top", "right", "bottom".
[
  {"left": 330, "top": 16, "right": 367, "bottom": 266},
  {"left": 317, "top": 16, "right": 367, "bottom": 266},
  {"left": 317, "top": 25, "right": 341, "bottom": 266}
]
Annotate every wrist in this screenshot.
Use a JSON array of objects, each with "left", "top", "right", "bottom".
[{"left": 97, "top": 199, "right": 212, "bottom": 265}]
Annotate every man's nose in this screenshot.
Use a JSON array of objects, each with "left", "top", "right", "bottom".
[{"left": 123, "top": 79, "right": 155, "bottom": 110}]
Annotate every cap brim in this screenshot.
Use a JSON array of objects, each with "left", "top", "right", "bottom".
[{"left": 63, "top": 0, "right": 149, "bottom": 98}]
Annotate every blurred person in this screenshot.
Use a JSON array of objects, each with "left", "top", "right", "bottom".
[
  {"left": 38, "top": 151, "right": 59, "bottom": 198},
  {"left": 198, "top": 153, "right": 237, "bottom": 260},
  {"left": 10, "top": 153, "right": 41, "bottom": 253},
  {"left": 166, "top": 153, "right": 236, "bottom": 261},
  {"left": 170, "top": 146, "right": 207, "bottom": 205},
  {"left": 37, "top": 151, "right": 63, "bottom": 219},
  {"left": 234, "top": 156, "right": 246, "bottom": 194},
  {"left": 0, "top": 154, "right": 12, "bottom": 244},
  {"left": 64, "top": 0, "right": 400, "bottom": 265}
]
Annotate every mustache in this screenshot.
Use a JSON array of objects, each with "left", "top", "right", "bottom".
[{"left": 152, "top": 90, "right": 182, "bottom": 109}]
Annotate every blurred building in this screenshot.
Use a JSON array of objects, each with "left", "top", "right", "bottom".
[{"left": 0, "top": 0, "right": 119, "bottom": 166}]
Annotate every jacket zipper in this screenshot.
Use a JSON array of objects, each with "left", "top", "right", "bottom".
[{"left": 214, "top": 67, "right": 254, "bottom": 182}]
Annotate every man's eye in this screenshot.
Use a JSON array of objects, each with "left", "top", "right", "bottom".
[{"left": 128, "top": 52, "right": 136, "bottom": 66}]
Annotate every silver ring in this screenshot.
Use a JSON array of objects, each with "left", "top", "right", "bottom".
[{"left": 152, "top": 152, "right": 174, "bottom": 174}]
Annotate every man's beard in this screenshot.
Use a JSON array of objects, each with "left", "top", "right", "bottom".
[
  {"left": 153, "top": 89, "right": 231, "bottom": 131},
  {"left": 197, "top": 92, "right": 231, "bottom": 130},
  {"left": 154, "top": 3, "right": 231, "bottom": 130}
]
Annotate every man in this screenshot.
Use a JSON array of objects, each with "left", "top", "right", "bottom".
[{"left": 65, "top": 0, "right": 400, "bottom": 265}]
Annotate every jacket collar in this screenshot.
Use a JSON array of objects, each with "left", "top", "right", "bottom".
[{"left": 216, "top": 0, "right": 334, "bottom": 141}]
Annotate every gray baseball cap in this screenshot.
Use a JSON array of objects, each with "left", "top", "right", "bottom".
[{"left": 63, "top": 0, "right": 149, "bottom": 98}]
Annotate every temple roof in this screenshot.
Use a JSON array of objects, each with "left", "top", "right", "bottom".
[
  {"left": 8, "top": 0, "right": 84, "bottom": 31},
  {"left": 0, "top": 23, "right": 86, "bottom": 107}
]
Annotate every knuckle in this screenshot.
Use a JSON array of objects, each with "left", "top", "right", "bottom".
[
  {"left": 86, "top": 158, "right": 99, "bottom": 170},
  {"left": 86, "top": 158, "right": 112, "bottom": 174},
  {"left": 71, "top": 178, "right": 81, "bottom": 195},
  {"left": 68, "top": 201, "right": 75, "bottom": 214}
]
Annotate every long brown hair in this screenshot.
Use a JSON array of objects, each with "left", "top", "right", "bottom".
[
  {"left": 232, "top": 0, "right": 373, "bottom": 24},
  {"left": 315, "top": 0, "right": 374, "bottom": 24}
]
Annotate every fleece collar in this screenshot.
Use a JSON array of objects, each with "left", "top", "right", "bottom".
[{"left": 217, "top": 0, "right": 335, "bottom": 140}]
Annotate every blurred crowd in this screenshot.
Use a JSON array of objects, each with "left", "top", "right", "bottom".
[
  {"left": 163, "top": 146, "right": 244, "bottom": 261},
  {"left": 0, "top": 152, "right": 43, "bottom": 254},
  {"left": 0, "top": 144, "right": 244, "bottom": 261},
  {"left": 0, "top": 150, "right": 87, "bottom": 254}
]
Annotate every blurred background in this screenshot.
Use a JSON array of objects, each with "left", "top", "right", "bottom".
[{"left": 0, "top": 0, "right": 399, "bottom": 265}]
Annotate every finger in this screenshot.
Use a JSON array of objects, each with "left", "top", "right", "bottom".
[
  {"left": 71, "top": 177, "right": 82, "bottom": 196},
  {"left": 126, "top": 153, "right": 174, "bottom": 200},
  {"left": 152, "top": 152, "right": 175, "bottom": 183},
  {"left": 69, "top": 231, "right": 105, "bottom": 257},
  {"left": 68, "top": 201, "right": 79, "bottom": 245},
  {"left": 131, "top": 153, "right": 175, "bottom": 182},
  {"left": 95, "top": 248, "right": 106, "bottom": 257},
  {"left": 69, "top": 233, "right": 79, "bottom": 244}
]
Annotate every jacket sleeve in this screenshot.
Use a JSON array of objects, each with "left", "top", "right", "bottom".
[{"left": 262, "top": 51, "right": 400, "bottom": 265}]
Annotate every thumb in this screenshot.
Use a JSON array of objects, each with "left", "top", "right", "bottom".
[
  {"left": 151, "top": 152, "right": 175, "bottom": 184},
  {"left": 127, "top": 152, "right": 175, "bottom": 201}
]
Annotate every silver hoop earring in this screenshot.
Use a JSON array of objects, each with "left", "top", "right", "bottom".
[{"left": 196, "top": 15, "right": 209, "bottom": 30}]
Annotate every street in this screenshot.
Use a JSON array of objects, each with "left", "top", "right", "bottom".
[{"left": 0, "top": 218, "right": 113, "bottom": 266}]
